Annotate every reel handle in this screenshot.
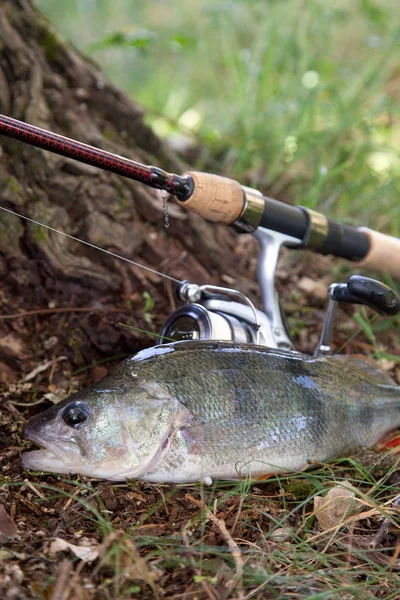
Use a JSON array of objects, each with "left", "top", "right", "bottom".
[
  {"left": 331, "top": 275, "right": 400, "bottom": 316},
  {"left": 316, "top": 276, "right": 400, "bottom": 355}
]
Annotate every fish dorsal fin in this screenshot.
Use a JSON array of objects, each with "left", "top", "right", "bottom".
[{"left": 333, "top": 354, "right": 396, "bottom": 386}]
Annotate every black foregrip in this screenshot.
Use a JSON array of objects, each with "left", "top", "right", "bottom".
[
  {"left": 317, "top": 219, "right": 370, "bottom": 261},
  {"left": 260, "top": 197, "right": 309, "bottom": 240},
  {"left": 259, "top": 197, "right": 371, "bottom": 262}
]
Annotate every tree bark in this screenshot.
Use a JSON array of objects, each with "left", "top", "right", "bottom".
[{"left": 0, "top": 0, "right": 258, "bottom": 376}]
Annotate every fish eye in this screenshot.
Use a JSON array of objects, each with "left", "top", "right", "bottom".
[{"left": 62, "top": 402, "right": 89, "bottom": 428}]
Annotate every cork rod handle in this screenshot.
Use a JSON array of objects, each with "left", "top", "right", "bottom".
[
  {"left": 182, "top": 171, "right": 244, "bottom": 224},
  {"left": 356, "top": 228, "right": 400, "bottom": 279}
]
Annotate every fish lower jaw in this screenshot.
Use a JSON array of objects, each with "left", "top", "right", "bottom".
[
  {"left": 20, "top": 449, "right": 159, "bottom": 481},
  {"left": 21, "top": 449, "right": 81, "bottom": 475}
]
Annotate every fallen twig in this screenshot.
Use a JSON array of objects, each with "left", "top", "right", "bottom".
[
  {"left": 370, "top": 496, "right": 400, "bottom": 549},
  {"left": 50, "top": 559, "right": 73, "bottom": 600},
  {"left": 389, "top": 540, "right": 400, "bottom": 574},
  {"left": 185, "top": 493, "right": 244, "bottom": 599},
  {"left": 15, "top": 492, "right": 43, "bottom": 516},
  {"left": 22, "top": 478, "right": 47, "bottom": 500},
  {"left": 22, "top": 356, "right": 67, "bottom": 383}
]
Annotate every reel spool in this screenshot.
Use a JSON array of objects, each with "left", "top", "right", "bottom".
[
  {"left": 159, "top": 284, "right": 266, "bottom": 346},
  {"left": 159, "top": 302, "right": 255, "bottom": 345}
]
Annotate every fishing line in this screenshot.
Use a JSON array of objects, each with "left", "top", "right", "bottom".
[
  {"left": 0, "top": 205, "right": 181, "bottom": 284},
  {"left": 1, "top": 205, "right": 390, "bottom": 355}
]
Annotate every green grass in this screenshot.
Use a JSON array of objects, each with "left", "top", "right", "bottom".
[
  {"left": 36, "top": 0, "right": 400, "bottom": 230},
  {"left": 6, "top": 456, "right": 400, "bottom": 599}
]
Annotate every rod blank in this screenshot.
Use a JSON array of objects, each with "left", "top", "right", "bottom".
[{"left": 0, "top": 114, "right": 193, "bottom": 200}]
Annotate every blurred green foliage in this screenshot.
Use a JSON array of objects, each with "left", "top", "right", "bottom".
[{"left": 37, "top": 0, "right": 399, "bottom": 229}]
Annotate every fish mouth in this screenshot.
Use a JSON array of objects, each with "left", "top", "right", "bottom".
[{"left": 21, "top": 426, "right": 82, "bottom": 474}]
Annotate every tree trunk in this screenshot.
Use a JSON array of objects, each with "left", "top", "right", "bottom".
[{"left": 0, "top": 0, "right": 258, "bottom": 377}]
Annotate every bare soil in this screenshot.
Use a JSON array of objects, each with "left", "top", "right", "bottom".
[{"left": 1, "top": 251, "right": 400, "bottom": 599}]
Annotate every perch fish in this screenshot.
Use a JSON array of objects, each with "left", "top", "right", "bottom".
[{"left": 21, "top": 341, "right": 400, "bottom": 483}]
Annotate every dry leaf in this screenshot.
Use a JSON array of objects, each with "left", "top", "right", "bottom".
[
  {"left": 298, "top": 276, "right": 328, "bottom": 300},
  {"left": 269, "top": 527, "right": 293, "bottom": 542},
  {"left": 0, "top": 361, "right": 16, "bottom": 383},
  {"left": 49, "top": 537, "right": 99, "bottom": 562},
  {"left": 0, "top": 505, "right": 18, "bottom": 544},
  {"left": 338, "top": 534, "right": 400, "bottom": 570},
  {"left": 314, "top": 484, "right": 361, "bottom": 530},
  {"left": 132, "top": 523, "right": 168, "bottom": 537},
  {"left": 0, "top": 333, "right": 28, "bottom": 358},
  {"left": 42, "top": 391, "right": 69, "bottom": 405},
  {"left": 379, "top": 358, "right": 396, "bottom": 372},
  {"left": 92, "top": 365, "right": 108, "bottom": 382}
]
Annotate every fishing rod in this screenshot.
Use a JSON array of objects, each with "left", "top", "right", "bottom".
[
  {"left": 0, "top": 112, "right": 399, "bottom": 354},
  {"left": 1, "top": 113, "right": 399, "bottom": 280}
]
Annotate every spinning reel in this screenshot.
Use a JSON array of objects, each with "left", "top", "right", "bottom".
[{"left": 159, "top": 226, "right": 400, "bottom": 355}]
